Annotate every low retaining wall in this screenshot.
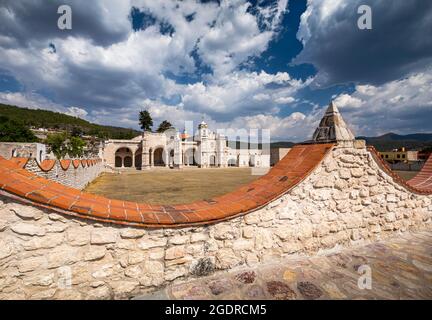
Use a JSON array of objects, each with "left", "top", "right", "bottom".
[
  {"left": 390, "top": 162, "right": 424, "bottom": 172},
  {"left": 0, "top": 143, "right": 431, "bottom": 299},
  {"left": 11, "top": 158, "right": 103, "bottom": 190}
]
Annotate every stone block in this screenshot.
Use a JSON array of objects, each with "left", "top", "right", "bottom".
[{"left": 91, "top": 229, "right": 118, "bottom": 245}]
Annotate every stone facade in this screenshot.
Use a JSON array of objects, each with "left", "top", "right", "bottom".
[
  {"left": 102, "top": 122, "right": 270, "bottom": 170},
  {"left": 0, "top": 143, "right": 430, "bottom": 299}
]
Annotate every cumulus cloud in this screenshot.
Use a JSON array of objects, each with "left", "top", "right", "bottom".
[
  {"left": 0, "top": 0, "right": 296, "bottom": 130},
  {"left": 66, "top": 106, "right": 88, "bottom": 119},
  {"left": 122, "top": 99, "right": 321, "bottom": 142},
  {"left": 0, "top": 0, "right": 132, "bottom": 47},
  {"left": 181, "top": 71, "right": 312, "bottom": 120},
  {"left": 0, "top": 91, "right": 65, "bottom": 112},
  {"left": 295, "top": 0, "right": 432, "bottom": 86},
  {"left": 2, "top": 0, "right": 429, "bottom": 142},
  {"left": 333, "top": 71, "right": 432, "bottom": 136}
]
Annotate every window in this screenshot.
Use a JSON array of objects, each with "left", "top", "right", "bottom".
[
  {"left": 402, "top": 154, "right": 406, "bottom": 158},
  {"left": 397, "top": 154, "right": 400, "bottom": 159}
]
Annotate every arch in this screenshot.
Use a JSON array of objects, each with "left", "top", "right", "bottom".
[
  {"left": 134, "top": 147, "right": 142, "bottom": 169},
  {"left": 210, "top": 155, "right": 216, "bottom": 167},
  {"left": 169, "top": 149, "right": 175, "bottom": 167},
  {"left": 249, "top": 155, "right": 255, "bottom": 167},
  {"left": 227, "top": 158, "right": 237, "bottom": 167},
  {"left": 115, "top": 156, "right": 122, "bottom": 167},
  {"left": 114, "top": 147, "right": 133, "bottom": 168},
  {"left": 154, "top": 147, "right": 165, "bottom": 166},
  {"left": 124, "top": 156, "right": 132, "bottom": 167},
  {"left": 184, "top": 148, "right": 197, "bottom": 166}
]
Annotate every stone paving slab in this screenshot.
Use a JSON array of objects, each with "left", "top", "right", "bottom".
[{"left": 134, "top": 230, "right": 432, "bottom": 300}]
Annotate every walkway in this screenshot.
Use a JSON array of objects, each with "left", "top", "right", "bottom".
[{"left": 135, "top": 230, "right": 432, "bottom": 300}]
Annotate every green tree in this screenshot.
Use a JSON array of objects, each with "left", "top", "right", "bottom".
[
  {"left": 68, "top": 136, "right": 86, "bottom": 157},
  {"left": 45, "top": 133, "right": 67, "bottom": 159},
  {"left": 139, "top": 110, "right": 153, "bottom": 132},
  {"left": 71, "top": 126, "right": 83, "bottom": 137},
  {"left": 0, "top": 117, "right": 38, "bottom": 142},
  {"left": 156, "top": 120, "right": 174, "bottom": 133},
  {"left": 45, "top": 133, "right": 87, "bottom": 159}
]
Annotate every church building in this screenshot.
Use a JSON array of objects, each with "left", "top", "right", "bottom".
[{"left": 101, "top": 121, "right": 270, "bottom": 170}]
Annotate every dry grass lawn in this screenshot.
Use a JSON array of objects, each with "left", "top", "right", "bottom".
[{"left": 84, "top": 167, "right": 261, "bottom": 205}]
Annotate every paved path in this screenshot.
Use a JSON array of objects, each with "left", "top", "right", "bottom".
[{"left": 135, "top": 230, "right": 432, "bottom": 300}]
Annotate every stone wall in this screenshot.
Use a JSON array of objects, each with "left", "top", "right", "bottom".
[
  {"left": 0, "top": 142, "right": 46, "bottom": 163},
  {"left": 22, "top": 159, "right": 103, "bottom": 190},
  {"left": 0, "top": 144, "right": 431, "bottom": 299}
]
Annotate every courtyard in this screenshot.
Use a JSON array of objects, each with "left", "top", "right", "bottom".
[{"left": 84, "top": 167, "right": 262, "bottom": 204}]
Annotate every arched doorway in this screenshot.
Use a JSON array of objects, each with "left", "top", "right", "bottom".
[
  {"left": 184, "top": 148, "right": 196, "bottom": 166},
  {"left": 134, "top": 147, "right": 142, "bottom": 169},
  {"left": 154, "top": 148, "right": 165, "bottom": 166},
  {"left": 124, "top": 156, "right": 132, "bottom": 167},
  {"left": 115, "top": 147, "right": 133, "bottom": 168},
  {"left": 210, "top": 155, "right": 216, "bottom": 167},
  {"left": 249, "top": 156, "right": 255, "bottom": 167},
  {"left": 169, "top": 149, "right": 174, "bottom": 167},
  {"left": 228, "top": 158, "right": 236, "bottom": 167}
]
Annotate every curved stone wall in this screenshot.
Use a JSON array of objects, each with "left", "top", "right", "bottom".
[
  {"left": 0, "top": 142, "right": 431, "bottom": 299},
  {"left": 8, "top": 157, "right": 103, "bottom": 190},
  {"left": 0, "top": 144, "right": 333, "bottom": 227}
]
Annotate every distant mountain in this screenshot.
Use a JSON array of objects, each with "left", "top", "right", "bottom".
[
  {"left": 357, "top": 132, "right": 432, "bottom": 151},
  {"left": 270, "top": 141, "right": 296, "bottom": 148},
  {"left": 0, "top": 103, "right": 141, "bottom": 140},
  {"left": 269, "top": 133, "right": 432, "bottom": 152}
]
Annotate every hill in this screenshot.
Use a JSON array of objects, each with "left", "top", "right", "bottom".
[
  {"left": 357, "top": 132, "right": 432, "bottom": 151},
  {"left": 0, "top": 103, "right": 141, "bottom": 140},
  {"left": 270, "top": 141, "right": 296, "bottom": 148},
  {"left": 270, "top": 134, "right": 432, "bottom": 152}
]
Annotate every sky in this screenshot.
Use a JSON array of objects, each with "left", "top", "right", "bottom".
[{"left": 0, "top": 0, "right": 431, "bottom": 142}]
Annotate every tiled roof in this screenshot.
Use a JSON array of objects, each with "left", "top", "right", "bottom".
[{"left": 0, "top": 144, "right": 334, "bottom": 228}]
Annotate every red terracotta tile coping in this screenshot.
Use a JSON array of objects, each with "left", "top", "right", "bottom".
[
  {"left": 3, "top": 143, "right": 428, "bottom": 228},
  {"left": 0, "top": 143, "right": 336, "bottom": 228},
  {"left": 60, "top": 159, "right": 71, "bottom": 170},
  {"left": 367, "top": 146, "right": 432, "bottom": 195},
  {"left": 38, "top": 159, "right": 56, "bottom": 172},
  {"left": 72, "top": 160, "right": 80, "bottom": 168},
  {"left": 407, "top": 153, "right": 432, "bottom": 192}
]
